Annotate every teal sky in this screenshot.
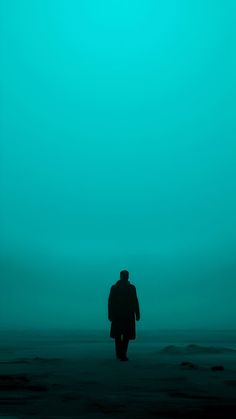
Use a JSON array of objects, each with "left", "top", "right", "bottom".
[{"left": 0, "top": 0, "right": 236, "bottom": 330}]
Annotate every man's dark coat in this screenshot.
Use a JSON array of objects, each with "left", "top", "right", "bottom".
[{"left": 108, "top": 279, "right": 140, "bottom": 340}]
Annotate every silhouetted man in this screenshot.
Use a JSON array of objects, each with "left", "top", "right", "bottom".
[{"left": 108, "top": 270, "right": 140, "bottom": 361}]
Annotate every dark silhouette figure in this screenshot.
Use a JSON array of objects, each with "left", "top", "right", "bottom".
[{"left": 108, "top": 270, "right": 140, "bottom": 361}]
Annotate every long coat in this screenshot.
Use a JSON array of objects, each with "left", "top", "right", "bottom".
[{"left": 108, "top": 279, "right": 140, "bottom": 340}]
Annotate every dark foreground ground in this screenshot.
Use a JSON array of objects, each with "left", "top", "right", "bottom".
[{"left": 0, "top": 330, "right": 236, "bottom": 418}]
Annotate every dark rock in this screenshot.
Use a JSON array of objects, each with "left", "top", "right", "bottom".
[
  {"left": 180, "top": 361, "right": 198, "bottom": 369},
  {"left": 0, "top": 374, "right": 47, "bottom": 392},
  {"left": 0, "top": 374, "right": 30, "bottom": 391},
  {"left": 211, "top": 365, "right": 224, "bottom": 371}
]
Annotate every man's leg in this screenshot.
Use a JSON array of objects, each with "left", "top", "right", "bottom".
[
  {"left": 120, "top": 335, "right": 129, "bottom": 360},
  {"left": 115, "top": 335, "right": 122, "bottom": 359}
]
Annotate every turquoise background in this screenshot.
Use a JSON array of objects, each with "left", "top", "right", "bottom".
[{"left": 0, "top": 1, "right": 236, "bottom": 329}]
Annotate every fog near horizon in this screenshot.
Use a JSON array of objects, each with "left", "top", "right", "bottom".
[{"left": 1, "top": 0, "right": 236, "bottom": 331}]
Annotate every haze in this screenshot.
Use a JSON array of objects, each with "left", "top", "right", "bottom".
[{"left": 1, "top": 0, "right": 236, "bottom": 330}]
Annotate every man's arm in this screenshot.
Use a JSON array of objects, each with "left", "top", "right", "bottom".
[
  {"left": 108, "top": 286, "right": 114, "bottom": 321},
  {"left": 133, "top": 286, "right": 140, "bottom": 321}
]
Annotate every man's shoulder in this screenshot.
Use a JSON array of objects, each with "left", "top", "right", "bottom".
[{"left": 110, "top": 281, "right": 136, "bottom": 290}]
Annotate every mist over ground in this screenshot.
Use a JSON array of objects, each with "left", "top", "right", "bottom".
[{"left": 1, "top": 0, "right": 236, "bottom": 330}]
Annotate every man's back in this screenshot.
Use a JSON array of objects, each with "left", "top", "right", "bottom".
[{"left": 108, "top": 279, "right": 140, "bottom": 320}]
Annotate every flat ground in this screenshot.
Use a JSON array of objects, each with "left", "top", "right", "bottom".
[{"left": 0, "top": 330, "right": 236, "bottom": 418}]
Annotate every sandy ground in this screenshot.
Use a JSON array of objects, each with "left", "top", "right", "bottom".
[{"left": 0, "top": 331, "right": 236, "bottom": 418}]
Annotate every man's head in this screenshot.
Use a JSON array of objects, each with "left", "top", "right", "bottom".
[{"left": 120, "top": 270, "right": 129, "bottom": 281}]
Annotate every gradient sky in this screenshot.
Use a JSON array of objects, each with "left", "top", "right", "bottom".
[{"left": 0, "top": 0, "right": 236, "bottom": 330}]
